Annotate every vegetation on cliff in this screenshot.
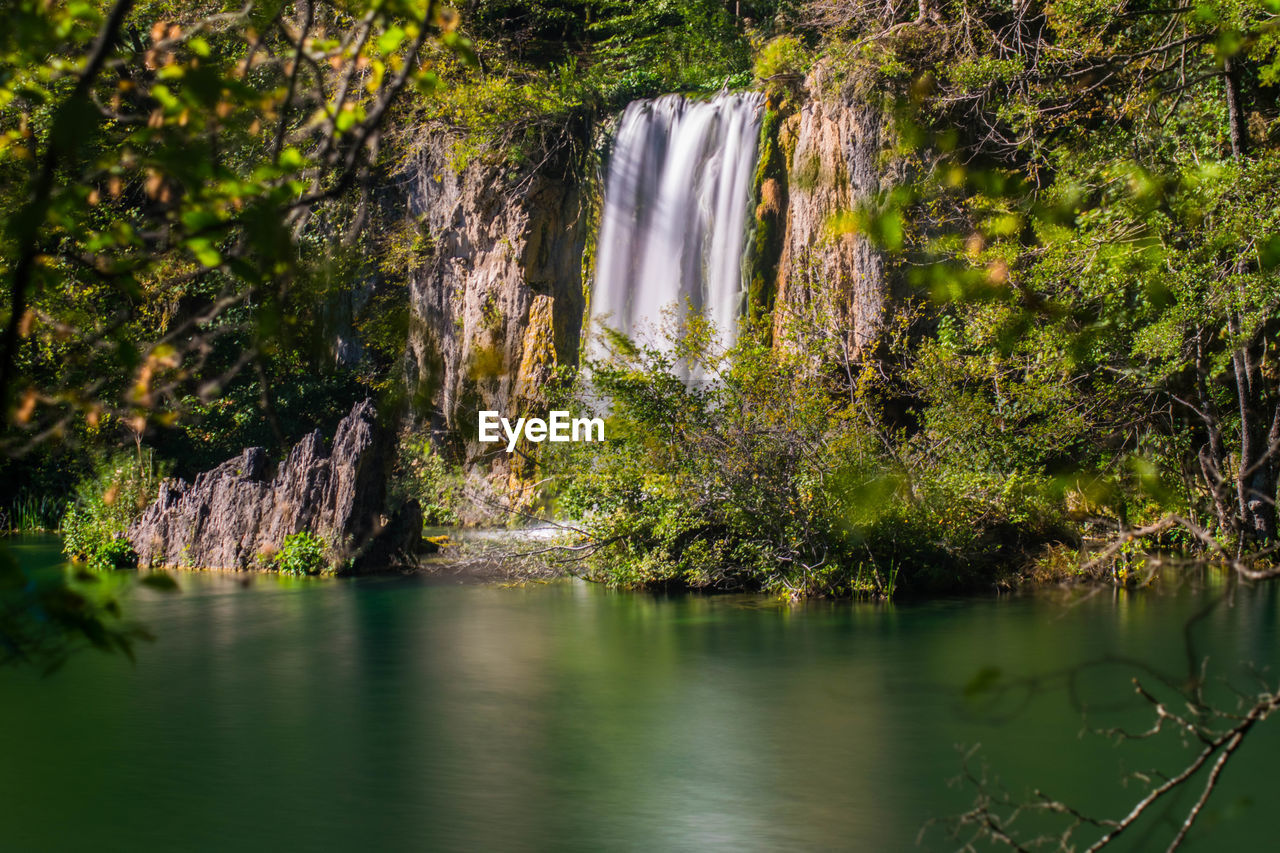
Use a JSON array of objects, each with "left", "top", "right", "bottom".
[
  {"left": 415, "top": 0, "right": 774, "bottom": 168},
  {"left": 547, "top": 0, "right": 1280, "bottom": 595}
]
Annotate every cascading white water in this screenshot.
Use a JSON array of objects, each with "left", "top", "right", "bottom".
[{"left": 589, "top": 92, "right": 765, "bottom": 363}]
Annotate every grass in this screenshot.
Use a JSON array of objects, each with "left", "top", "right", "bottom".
[{"left": 1, "top": 490, "right": 66, "bottom": 533}]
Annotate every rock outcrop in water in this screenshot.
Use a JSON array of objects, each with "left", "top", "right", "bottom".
[
  {"left": 128, "top": 400, "right": 423, "bottom": 573},
  {"left": 399, "top": 134, "right": 587, "bottom": 519}
]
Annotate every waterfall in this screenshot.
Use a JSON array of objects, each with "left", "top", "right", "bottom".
[{"left": 589, "top": 92, "right": 765, "bottom": 364}]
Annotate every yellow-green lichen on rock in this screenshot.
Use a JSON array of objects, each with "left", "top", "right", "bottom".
[{"left": 748, "top": 98, "right": 789, "bottom": 325}]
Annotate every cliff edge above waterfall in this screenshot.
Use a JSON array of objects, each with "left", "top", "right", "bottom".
[{"left": 391, "top": 66, "right": 902, "bottom": 519}]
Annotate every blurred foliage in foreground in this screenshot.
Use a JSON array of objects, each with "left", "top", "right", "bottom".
[{"left": 0, "top": 539, "right": 177, "bottom": 672}]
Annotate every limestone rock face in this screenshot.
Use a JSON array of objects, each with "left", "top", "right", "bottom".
[
  {"left": 774, "top": 63, "right": 893, "bottom": 357},
  {"left": 394, "top": 88, "right": 891, "bottom": 519},
  {"left": 128, "top": 400, "right": 420, "bottom": 572},
  {"left": 400, "top": 138, "right": 587, "bottom": 518}
]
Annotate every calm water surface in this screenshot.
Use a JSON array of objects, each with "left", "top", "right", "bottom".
[{"left": 2, "top": 536, "right": 1277, "bottom": 851}]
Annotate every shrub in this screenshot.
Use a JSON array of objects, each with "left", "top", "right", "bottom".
[
  {"left": 753, "top": 35, "right": 809, "bottom": 81},
  {"left": 88, "top": 537, "right": 139, "bottom": 573},
  {"left": 602, "top": 69, "right": 665, "bottom": 107},
  {"left": 62, "top": 450, "right": 169, "bottom": 570},
  {"left": 552, "top": 315, "right": 1071, "bottom": 598},
  {"left": 391, "top": 435, "right": 464, "bottom": 525},
  {"left": 271, "top": 531, "right": 330, "bottom": 576},
  {"left": 552, "top": 318, "right": 878, "bottom": 597}
]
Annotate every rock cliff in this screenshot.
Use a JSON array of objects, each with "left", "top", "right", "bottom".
[
  {"left": 129, "top": 400, "right": 422, "bottom": 572},
  {"left": 399, "top": 137, "right": 587, "bottom": 518},
  {"left": 391, "top": 79, "right": 892, "bottom": 519},
  {"left": 769, "top": 63, "right": 894, "bottom": 357}
]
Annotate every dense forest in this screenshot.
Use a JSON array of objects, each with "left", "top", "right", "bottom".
[{"left": 2, "top": 0, "right": 1280, "bottom": 602}]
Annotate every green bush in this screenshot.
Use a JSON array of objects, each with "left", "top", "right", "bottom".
[
  {"left": 602, "top": 69, "right": 665, "bottom": 107},
  {"left": 271, "top": 532, "right": 331, "bottom": 576},
  {"left": 62, "top": 450, "right": 169, "bottom": 570},
  {"left": 87, "top": 537, "right": 139, "bottom": 573},
  {"left": 552, "top": 318, "right": 879, "bottom": 597},
  {"left": 391, "top": 435, "right": 464, "bottom": 525},
  {"left": 753, "top": 35, "right": 808, "bottom": 81},
  {"left": 553, "top": 315, "right": 1070, "bottom": 598}
]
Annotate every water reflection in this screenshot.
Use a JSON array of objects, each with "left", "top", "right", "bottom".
[{"left": 0, "top": 546, "right": 1276, "bottom": 851}]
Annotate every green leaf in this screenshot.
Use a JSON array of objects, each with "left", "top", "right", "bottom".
[
  {"left": 377, "top": 26, "right": 405, "bottom": 55},
  {"left": 185, "top": 237, "right": 222, "bottom": 268},
  {"left": 181, "top": 209, "right": 222, "bottom": 232},
  {"left": 441, "top": 31, "right": 477, "bottom": 67},
  {"left": 277, "top": 146, "right": 305, "bottom": 170}
]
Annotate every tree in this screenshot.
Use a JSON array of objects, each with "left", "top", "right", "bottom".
[
  {"left": 0, "top": 0, "right": 472, "bottom": 666},
  {"left": 1, "top": 0, "right": 472, "bottom": 450}
]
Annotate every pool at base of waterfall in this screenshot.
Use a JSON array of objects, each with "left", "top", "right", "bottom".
[{"left": 2, "top": 535, "right": 1276, "bottom": 851}]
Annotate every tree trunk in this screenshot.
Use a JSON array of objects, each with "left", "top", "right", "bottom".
[
  {"left": 1194, "top": 330, "right": 1233, "bottom": 533},
  {"left": 1224, "top": 58, "right": 1249, "bottom": 158},
  {"left": 1227, "top": 308, "right": 1275, "bottom": 542}
]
